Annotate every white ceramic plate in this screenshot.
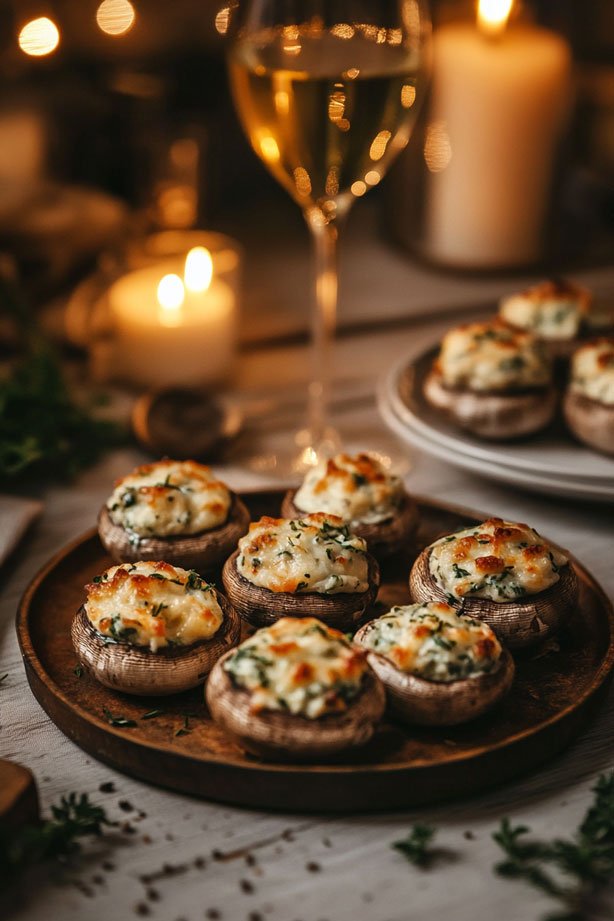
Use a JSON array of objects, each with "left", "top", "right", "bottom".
[
  {"left": 378, "top": 384, "right": 614, "bottom": 502},
  {"left": 381, "top": 343, "right": 614, "bottom": 484}
]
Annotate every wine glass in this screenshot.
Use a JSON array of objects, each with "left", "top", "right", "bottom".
[{"left": 226, "top": 0, "right": 430, "bottom": 473}]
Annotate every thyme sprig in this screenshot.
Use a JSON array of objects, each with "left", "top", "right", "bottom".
[
  {"left": 494, "top": 771, "right": 614, "bottom": 920},
  {"left": 392, "top": 824, "right": 437, "bottom": 867},
  {"left": 0, "top": 793, "right": 111, "bottom": 891}
]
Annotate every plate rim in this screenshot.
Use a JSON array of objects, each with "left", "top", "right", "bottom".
[
  {"left": 379, "top": 385, "right": 614, "bottom": 503},
  {"left": 381, "top": 346, "right": 614, "bottom": 484}
]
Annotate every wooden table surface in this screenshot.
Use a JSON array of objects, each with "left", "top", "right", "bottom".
[{"left": 2, "top": 246, "right": 614, "bottom": 921}]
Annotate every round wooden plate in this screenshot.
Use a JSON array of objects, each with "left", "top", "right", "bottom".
[{"left": 16, "top": 491, "right": 614, "bottom": 813}]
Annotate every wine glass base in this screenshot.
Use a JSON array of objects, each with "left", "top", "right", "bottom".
[{"left": 233, "top": 421, "right": 411, "bottom": 484}]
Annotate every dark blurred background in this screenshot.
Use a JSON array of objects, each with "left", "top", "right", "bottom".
[
  {"left": 0, "top": 0, "right": 612, "bottom": 324},
  {"left": 0, "top": 1, "right": 611, "bottom": 222}
]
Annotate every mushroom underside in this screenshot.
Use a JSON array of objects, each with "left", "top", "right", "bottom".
[
  {"left": 206, "top": 651, "right": 386, "bottom": 761},
  {"left": 97, "top": 494, "right": 250, "bottom": 571},
  {"left": 409, "top": 547, "right": 578, "bottom": 649},
  {"left": 564, "top": 391, "right": 614, "bottom": 457},
  {"left": 71, "top": 595, "right": 241, "bottom": 696},
  {"left": 424, "top": 371, "right": 556, "bottom": 440},
  {"left": 221, "top": 550, "right": 380, "bottom": 630}
]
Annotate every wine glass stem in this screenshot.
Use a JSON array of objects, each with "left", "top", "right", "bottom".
[{"left": 307, "top": 215, "right": 340, "bottom": 454}]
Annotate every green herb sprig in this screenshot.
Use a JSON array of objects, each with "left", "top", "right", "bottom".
[
  {"left": 392, "top": 824, "right": 437, "bottom": 867},
  {"left": 0, "top": 793, "right": 111, "bottom": 891},
  {"left": 493, "top": 771, "right": 614, "bottom": 920}
]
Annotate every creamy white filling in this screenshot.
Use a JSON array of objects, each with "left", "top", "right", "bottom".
[
  {"left": 106, "top": 460, "right": 231, "bottom": 538},
  {"left": 436, "top": 322, "right": 551, "bottom": 392},
  {"left": 570, "top": 339, "right": 614, "bottom": 406},
  {"left": 500, "top": 294, "right": 585, "bottom": 341},
  {"left": 428, "top": 518, "right": 568, "bottom": 603},
  {"left": 236, "top": 514, "right": 370, "bottom": 594},
  {"left": 84, "top": 561, "right": 223, "bottom": 652},
  {"left": 360, "top": 602, "right": 501, "bottom": 682},
  {"left": 224, "top": 617, "right": 367, "bottom": 718},
  {"left": 294, "top": 452, "right": 404, "bottom": 525}
]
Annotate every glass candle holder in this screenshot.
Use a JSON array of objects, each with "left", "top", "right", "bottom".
[
  {"left": 66, "top": 230, "right": 242, "bottom": 390},
  {"left": 388, "top": 0, "right": 574, "bottom": 270}
]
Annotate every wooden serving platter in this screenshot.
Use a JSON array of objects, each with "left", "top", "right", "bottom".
[{"left": 17, "top": 491, "right": 614, "bottom": 813}]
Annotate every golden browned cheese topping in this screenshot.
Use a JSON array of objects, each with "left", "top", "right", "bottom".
[
  {"left": 428, "top": 518, "right": 568, "bottom": 603},
  {"left": 570, "top": 338, "right": 614, "bottom": 405},
  {"left": 224, "top": 617, "right": 368, "bottom": 718},
  {"left": 359, "top": 602, "right": 502, "bottom": 682},
  {"left": 499, "top": 279, "right": 591, "bottom": 341},
  {"left": 236, "top": 514, "right": 370, "bottom": 594},
  {"left": 435, "top": 321, "right": 551, "bottom": 391},
  {"left": 106, "top": 459, "right": 231, "bottom": 538},
  {"left": 84, "top": 561, "right": 223, "bottom": 652},
  {"left": 294, "top": 452, "right": 404, "bottom": 524}
]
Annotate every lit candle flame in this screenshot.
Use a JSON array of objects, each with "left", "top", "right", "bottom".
[
  {"left": 158, "top": 274, "right": 185, "bottom": 326},
  {"left": 184, "top": 247, "right": 213, "bottom": 293},
  {"left": 18, "top": 17, "right": 60, "bottom": 57},
  {"left": 477, "top": 0, "right": 513, "bottom": 38}
]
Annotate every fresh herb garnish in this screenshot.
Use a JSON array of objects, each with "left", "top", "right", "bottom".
[
  {"left": 73, "top": 665, "right": 83, "bottom": 678},
  {"left": 186, "top": 571, "right": 206, "bottom": 591},
  {"left": 0, "top": 792, "right": 111, "bottom": 890},
  {"left": 493, "top": 771, "right": 614, "bottom": 919},
  {"left": 102, "top": 707, "right": 137, "bottom": 728},
  {"left": 141, "top": 709, "right": 165, "bottom": 720},
  {"left": 175, "top": 715, "right": 192, "bottom": 737},
  {"left": 452, "top": 563, "right": 471, "bottom": 579},
  {"left": 392, "top": 825, "right": 437, "bottom": 867},
  {"left": 91, "top": 575, "right": 102, "bottom": 584}
]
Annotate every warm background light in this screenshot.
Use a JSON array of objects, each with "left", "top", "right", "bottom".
[
  {"left": 18, "top": 17, "right": 60, "bottom": 57},
  {"left": 478, "top": 0, "right": 514, "bottom": 38},
  {"left": 215, "top": 7, "right": 230, "bottom": 35},
  {"left": 157, "top": 274, "right": 185, "bottom": 326},
  {"left": 184, "top": 247, "right": 213, "bottom": 293},
  {"left": 96, "top": 0, "right": 136, "bottom": 36}
]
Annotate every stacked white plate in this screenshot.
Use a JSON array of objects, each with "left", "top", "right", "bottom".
[{"left": 378, "top": 343, "right": 614, "bottom": 502}]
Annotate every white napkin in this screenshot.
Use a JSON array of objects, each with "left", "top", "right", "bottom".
[{"left": 0, "top": 496, "right": 43, "bottom": 567}]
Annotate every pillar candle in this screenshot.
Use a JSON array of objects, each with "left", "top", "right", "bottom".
[{"left": 425, "top": 19, "right": 572, "bottom": 268}]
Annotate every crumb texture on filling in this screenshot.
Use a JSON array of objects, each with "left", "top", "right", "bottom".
[
  {"left": 224, "top": 616, "right": 367, "bottom": 718},
  {"left": 499, "top": 279, "right": 590, "bottom": 341},
  {"left": 435, "top": 321, "right": 551, "bottom": 392},
  {"left": 106, "top": 459, "right": 231, "bottom": 538},
  {"left": 236, "top": 513, "right": 370, "bottom": 594},
  {"left": 570, "top": 339, "right": 614, "bottom": 406},
  {"left": 294, "top": 452, "right": 404, "bottom": 525},
  {"left": 84, "top": 560, "right": 223, "bottom": 652},
  {"left": 428, "top": 518, "right": 568, "bottom": 603},
  {"left": 361, "top": 602, "right": 502, "bottom": 682}
]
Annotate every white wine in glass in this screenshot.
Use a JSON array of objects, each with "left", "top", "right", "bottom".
[{"left": 227, "top": 2, "right": 430, "bottom": 472}]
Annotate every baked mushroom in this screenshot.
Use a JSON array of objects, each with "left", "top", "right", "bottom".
[
  {"left": 72, "top": 560, "right": 240, "bottom": 695},
  {"left": 564, "top": 338, "right": 614, "bottom": 456},
  {"left": 281, "top": 452, "right": 419, "bottom": 560},
  {"left": 206, "top": 617, "right": 385, "bottom": 760},
  {"left": 98, "top": 459, "right": 250, "bottom": 572},
  {"left": 222, "top": 513, "right": 380, "bottom": 631},
  {"left": 409, "top": 518, "right": 577, "bottom": 649},
  {"left": 499, "top": 278, "right": 595, "bottom": 359},
  {"left": 354, "top": 602, "right": 514, "bottom": 726},
  {"left": 424, "top": 320, "right": 556, "bottom": 439}
]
